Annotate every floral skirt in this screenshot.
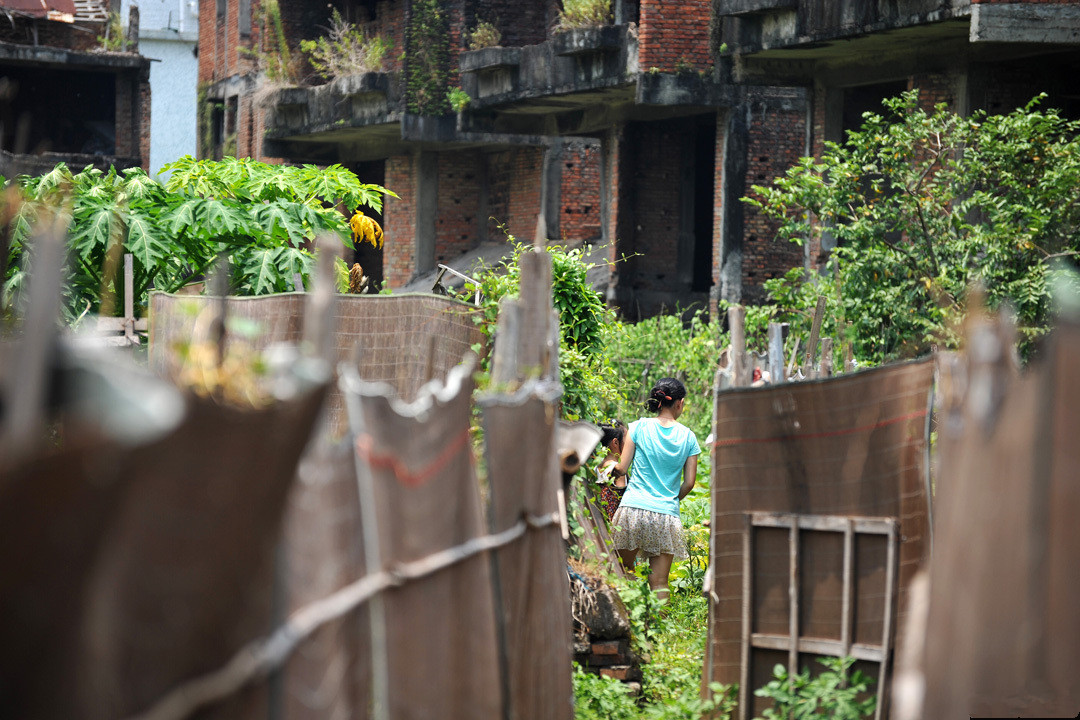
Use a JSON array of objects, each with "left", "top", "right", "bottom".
[{"left": 610, "top": 506, "right": 688, "bottom": 560}]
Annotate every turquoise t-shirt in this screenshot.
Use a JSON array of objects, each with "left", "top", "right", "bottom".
[{"left": 619, "top": 417, "right": 701, "bottom": 517}]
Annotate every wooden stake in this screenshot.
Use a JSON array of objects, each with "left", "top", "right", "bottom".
[
  {"left": 728, "top": 305, "right": 751, "bottom": 387},
  {"left": 803, "top": 295, "right": 827, "bottom": 373},
  {"left": 124, "top": 253, "right": 137, "bottom": 345},
  {"left": 820, "top": 337, "right": 833, "bottom": 378},
  {"left": 767, "top": 322, "right": 786, "bottom": 384}
]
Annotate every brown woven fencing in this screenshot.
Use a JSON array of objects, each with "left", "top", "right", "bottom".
[
  {"left": 0, "top": 350, "right": 330, "bottom": 720},
  {"left": 893, "top": 313, "right": 1080, "bottom": 719},
  {"left": 704, "top": 358, "right": 935, "bottom": 720},
  {"left": 148, "top": 292, "right": 484, "bottom": 434}
]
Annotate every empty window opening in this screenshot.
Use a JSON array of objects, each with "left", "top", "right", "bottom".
[{"left": 0, "top": 66, "right": 116, "bottom": 156}]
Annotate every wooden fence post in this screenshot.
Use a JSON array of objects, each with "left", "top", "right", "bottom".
[
  {"left": 0, "top": 218, "right": 65, "bottom": 460},
  {"left": 729, "top": 305, "right": 752, "bottom": 387},
  {"left": 820, "top": 337, "right": 834, "bottom": 378},
  {"left": 768, "top": 322, "right": 787, "bottom": 384},
  {"left": 803, "top": 295, "right": 827, "bottom": 376}
]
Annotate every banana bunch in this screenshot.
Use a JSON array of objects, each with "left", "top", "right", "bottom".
[
  {"left": 350, "top": 210, "right": 384, "bottom": 249},
  {"left": 348, "top": 262, "right": 370, "bottom": 294}
]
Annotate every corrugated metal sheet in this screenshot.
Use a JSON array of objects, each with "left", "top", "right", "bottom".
[{"left": 2, "top": 0, "right": 77, "bottom": 22}]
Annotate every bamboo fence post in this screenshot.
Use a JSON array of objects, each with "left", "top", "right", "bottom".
[
  {"left": 820, "top": 337, "right": 834, "bottom": 378},
  {"left": 124, "top": 253, "right": 136, "bottom": 345},
  {"left": 803, "top": 295, "right": 827, "bottom": 377},
  {"left": 767, "top": 322, "right": 787, "bottom": 384},
  {"left": 302, "top": 239, "right": 337, "bottom": 364},
  {"left": 1, "top": 218, "right": 65, "bottom": 459},
  {"left": 519, "top": 249, "right": 555, "bottom": 379},
  {"left": 490, "top": 299, "right": 522, "bottom": 387},
  {"left": 728, "top": 305, "right": 752, "bottom": 387},
  {"left": 842, "top": 321, "right": 855, "bottom": 372}
]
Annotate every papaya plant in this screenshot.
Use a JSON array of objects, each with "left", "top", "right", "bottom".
[{"left": 1, "top": 157, "right": 394, "bottom": 324}]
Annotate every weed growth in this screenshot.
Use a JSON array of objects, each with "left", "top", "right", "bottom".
[{"left": 300, "top": 10, "right": 392, "bottom": 81}]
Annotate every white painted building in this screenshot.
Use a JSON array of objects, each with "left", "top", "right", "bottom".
[{"left": 121, "top": 0, "right": 198, "bottom": 175}]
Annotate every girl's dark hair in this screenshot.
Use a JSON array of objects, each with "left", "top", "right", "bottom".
[
  {"left": 599, "top": 420, "right": 626, "bottom": 448},
  {"left": 646, "top": 377, "right": 686, "bottom": 413}
]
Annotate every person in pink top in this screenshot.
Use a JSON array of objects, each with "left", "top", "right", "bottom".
[{"left": 610, "top": 377, "right": 701, "bottom": 601}]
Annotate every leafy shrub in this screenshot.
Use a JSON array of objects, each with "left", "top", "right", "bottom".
[
  {"left": 754, "top": 656, "right": 876, "bottom": 720},
  {"left": 573, "top": 663, "right": 638, "bottom": 720},
  {"left": 746, "top": 91, "right": 1080, "bottom": 362},
  {"left": 300, "top": 10, "right": 392, "bottom": 81},
  {"left": 469, "top": 241, "right": 622, "bottom": 420},
  {"left": 556, "top": 0, "right": 612, "bottom": 31},
  {"left": 603, "top": 309, "right": 724, "bottom": 441},
  {"left": 446, "top": 86, "right": 471, "bottom": 113},
  {"left": 467, "top": 20, "right": 502, "bottom": 50}
]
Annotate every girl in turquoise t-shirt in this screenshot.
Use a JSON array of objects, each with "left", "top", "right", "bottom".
[{"left": 610, "top": 377, "right": 701, "bottom": 601}]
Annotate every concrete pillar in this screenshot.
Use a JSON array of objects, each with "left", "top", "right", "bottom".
[
  {"left": 716, "top": 105, "right": 747, "bottom": 305},
  {"left": 415, "top": 150, "right": 438, "bottom": 276},
  {"left": 539, "top": 140, "right": 563, "bottom": 243}
]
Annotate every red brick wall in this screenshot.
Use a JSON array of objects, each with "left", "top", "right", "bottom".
[
  {"left": 384, "top": 154, "right": 416, "bottom": 287},
  {"left": 114, "top": 72, "right": 152, "bottom": 169},
  {"left": 638, "top": 0, "right": 711, "bottom": 72},
  {"left": 742, "top": 102, "right": 805, "bottom": 300},
  {"left": 505, "top": 147, "right": 544, "bottom": 243},
  {"left": 473, "top": 0, "right": 556, "bottom": 48},
  {"left": 628, "top": 121, "right": 683, "bottom": 291},
  {"left": 559, "top": 140, "right": 601, "bottom": 243},
  {"left": 435, "top": 151, "right": 483, "bottom": 261},
  {"left": 199, "top": 0, "right": 214, "bottom": 82},
  {"left": 359, "top": 0, "right": 406, "bottom": 73}
]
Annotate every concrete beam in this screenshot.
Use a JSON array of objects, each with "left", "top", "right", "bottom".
[
  {"left": 971, "top": 4, "right": 1080, "bottom": 45},
  {"left": 717, "top": 0, "right": 796, "bottom": 17}
]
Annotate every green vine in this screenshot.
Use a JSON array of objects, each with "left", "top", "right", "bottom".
[
  {"left": 251, "top": 0, "right": 293, "bottom": 81},
  {"left": 406, "top": 0, "right": 450, "bottom": 115},
  {"left": 196, "top": 82, "right": 213, "bottom": 159}
]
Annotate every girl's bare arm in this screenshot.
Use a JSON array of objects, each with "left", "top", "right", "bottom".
[
  {"left": 678, "top": 455, "right": 698, "bottom": 500},
  {"left": 611, "top": 433, "right": 636, "bottom": 482}
]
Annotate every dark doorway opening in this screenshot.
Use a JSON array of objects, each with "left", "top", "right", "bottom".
[
  {"left": 692, "top": 117, "right": 716, "bottom": 293},
  {"left": 350, "top": 160, "right": 386, "bottom": 290}
]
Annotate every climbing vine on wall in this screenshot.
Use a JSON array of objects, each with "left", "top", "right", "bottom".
[{"left": 406, "top": 0, "right": 450, "bottom": 115}]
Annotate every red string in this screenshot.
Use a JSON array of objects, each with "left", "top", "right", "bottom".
[
  {"left": 711, "top": 409, "right": 928, "bottom": 448},
  {"left": 354, "top": 428, "right": 473, "bottom": 488}
]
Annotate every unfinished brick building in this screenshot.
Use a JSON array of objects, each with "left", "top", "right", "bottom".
[
  {"left": 714, "top": 0, "right": 1080, "bottom": 301},
  {"left": 0, "top": 0, "right": 151, "bottom": 176},
  {"left": 199, "top": 0, "right": 1080, "bottom": 315}
]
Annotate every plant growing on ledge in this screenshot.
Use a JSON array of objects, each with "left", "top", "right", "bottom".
[
  {"left": 467, "top": 19, "right": 502, "bottom": 50},
  {"left": 446, "top": 86, "right": 471, "bottom": 114},
  {"left": 96, "top": 12, "right": 130, "bottom": 52},
  {"left": 300, "top": 9, "right": 392, "bottom": 81},
  {"left": 406, "top": 0, "right": 450, "bottom": 115},
  {"left": 555, "top": 0, "right": 611, "bottom": 31}
]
